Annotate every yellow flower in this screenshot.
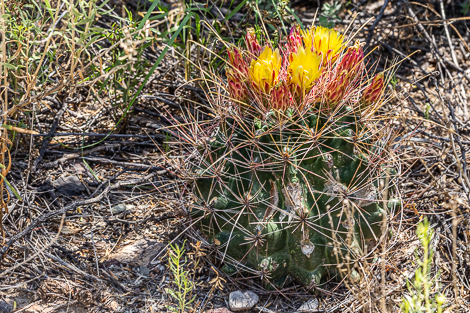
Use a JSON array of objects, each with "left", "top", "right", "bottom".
[
  {"left": 288, "top": 46, "right": 322, "bottom": 94},
  {"left": 301, "top": 26, "right": 344, "bottom": 62},
  {"left": 249, "top": 46, "right": 282, "bottom": 93}
]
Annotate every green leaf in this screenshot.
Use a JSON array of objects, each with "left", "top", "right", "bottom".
[
  {"left": 0, "top": 174, "right": 22, "bottom": 201},
  {"left": 1, "top": 62, "right": 17, "bottom": 70},
  {"left": 146, "top": 13, "right": 169, "bottom": 22},
  {"left": 82, "top": 160, "right": 101, "bottom": 182},
  {"left": 195, "top": 14, "right": 201, "bottom": 38},
  {"left": 285, "top": 6, "right": 304, "bottom": 29},
  {"left": 224, "top": 0, "right": 247, "bottom": 21},
  {"left": 43, "top": 0, "right": 52, "bottom": 11},
  {"left": 76, "top": 16, "right": 94, "bottom": 26},
  {"left": 137, "top": 0, "right": 161, "bottom": 30}
]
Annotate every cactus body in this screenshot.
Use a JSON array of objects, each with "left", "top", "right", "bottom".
[{"left": 187, "top": 27, "right": 396, "bottom": 288}]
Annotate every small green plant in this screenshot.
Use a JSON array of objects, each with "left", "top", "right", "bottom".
[
  {"left": 165, "top": 240, "right": 196, "bottom": 313},
  {"left": 401, "top": 218, "right": 446, "bottom": 313},
  {"left": 424, "top": 103, "right": 431, "bottom": 120},
  {"left": 92, "top": 21, "right": 153, "bottom": 127},
  {"left": 461, "top": 0, "right": 470, "bottom": 15},
  {"left": 390, "top": 74, "right": 399, "bottom": 88},
  {"left": 163, "top": 132, "right": 172, "bottom": 153},
  {"left": 319, "top": 1, "right": 342, "bottom": 28}
]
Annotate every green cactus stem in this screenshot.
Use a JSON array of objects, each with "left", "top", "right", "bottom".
[{"left": 191, "top": 107, "right": 397, "bottom": 289}]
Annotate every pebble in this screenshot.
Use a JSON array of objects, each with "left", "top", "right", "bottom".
[
  {"left": 228, "top": 290, "right": 259, "bottom": 312},
  {"left": 53, "top": 175, "right": 85, "bottom": 196},
  {"left": 296, "top": 298, "right": 319, "bottom": 312},
  {"left": 138, "top": 265, "right": 150, "bottom": 276},
  {"left": 111, "top": 203, "right": 135, "bottom": 214},
  {"left": 0, "top": 301, "right": 11, "bottom": 313},
  {"left": 205, "top": 308, "right": 233, "bottom": 313}
]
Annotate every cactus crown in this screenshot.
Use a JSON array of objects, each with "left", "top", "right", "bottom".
[
  {"left": 186, "top": 25, "right": 397, "bottom": 290},
  {"left": 227, "top": 25, "right": 383, "bottom": 111}
]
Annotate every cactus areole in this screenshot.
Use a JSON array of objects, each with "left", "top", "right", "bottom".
[{"left": 189, "top": 26, "right": 397, "bottom": 289}]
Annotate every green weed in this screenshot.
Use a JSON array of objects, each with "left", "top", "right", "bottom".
[
  {"left": 461, "top": 0, "right": 470, "bottom": 15},
  {"left": 401, "top": 218, "right": 446, "bottom": 313},
  {"left": 390, "top": 74, "right": 399, "bottom": 88},
  {"left": 165, "top": 240, "right": 196, "bottom": 313},
  {"left": 424, "top": 103, "right": 431, "bottom": 120},
  {"left": 163, "top": 132, "right": 172, "bottom": 153},
  {"left": 319, "top": 1, "right": 341, "bottom": 28}
]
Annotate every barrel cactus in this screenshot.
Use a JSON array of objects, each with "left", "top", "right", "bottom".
[{"left": 186, "top": 26, "right": 397, "bottom": 289}]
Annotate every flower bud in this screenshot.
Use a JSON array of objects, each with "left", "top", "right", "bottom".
[
  {"left": 245, "top": 29, "right": 262, "bottom": 58},
  {"left": 326, "top": 72, "right": 348, "bottom": 104},
  {"left": 271, "top": 84, "right": 292, "bottom": 110},
  {"left": 287, "top": 26, "right": 302, "bottom": 53},
  {"left": 337, "top": 41, "right": 364, "bottom": 79},
  {"left": 227, "top": 47, "right": 248, "bottom": 77},
  {"left": 227, "top": 70, "right": 247, "bottom": 102},
  {"left": 362, "top": 73, "right": 384, "bottom": 105}
]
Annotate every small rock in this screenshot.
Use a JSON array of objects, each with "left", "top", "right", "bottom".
[
  {"left": 206, "top": 308, "right": 233, "bottom": 313},
  {"left": 296, "top": 298, "right": 319, "bottom": 312},
  {"left": 229, "top": 290, "right": 259, "bottom": 312},
  {"left": 37, "top": 178, "right": 53, "bottom": 192},
  {"left": 70, "top": 160, "right": 86, "bottom": 174},
  {"left": 138, "top": 265, "right": 150, "bottom": 276},
  {"left": 106, "top": 239, "right": 165, "bottom": 267},
  {"left": 111, "top": 203, "right": 135, "bottom": 214},
  {"left": 0, "top": 301, "right": 11, "bottom": 313},
  {"left": 53, "top": 175, "right": 85, "bottom": 196}
]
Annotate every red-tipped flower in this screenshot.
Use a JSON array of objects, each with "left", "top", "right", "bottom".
[
  {"left": 287, "top": 26, "right": 302, "bottom": 53},
  {"left": 245, "top": 29, "right": 261, "bottom": 59},
  {"left": 228, "top": 47, "right": 248, "bottom": 77},
  {"left": 362, "top": 73, "right": 385, "bottom": 105},
  {"left": 271, "top": 83, "right": 292, "bottom": 110},
  {"left": 337, "top": 41, "right": 364, "bottom": 79},
  {"left": 227, "top": 73, "right": 248, "bottom": 102},
  {"left": 224, "top": 28, "right": 385, "bottom": 111},
  {"left": 326, "top": 71, "right": 348, "bottom": 104}
]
